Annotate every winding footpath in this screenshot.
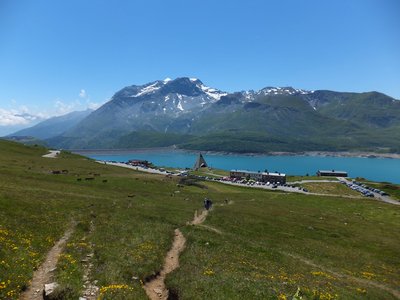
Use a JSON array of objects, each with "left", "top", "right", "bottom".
[
  {"left": 20, "top": 225, "right": 75, "bottom": 300},
  {"left": 81, "top": 220, "right": 99, "bottom": 300},
  {"left": 143, "top": 209, "right": 210, "bottom": 300}
]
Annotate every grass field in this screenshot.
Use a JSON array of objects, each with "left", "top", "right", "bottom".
[
  {"left": 301, "top": 182, "right": 361, "bottom": 197},
  {"left": 190, "top": 168, "right": 229, "bottom": 178},
  {"left": 0, "top": 140, "right": 399, "bottom": 299},
  {"left": 287, "top": 176, "right": 339, "bottom": 182}
]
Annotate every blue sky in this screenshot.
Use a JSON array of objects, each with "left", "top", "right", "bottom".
[{"left": 0, "top": 0, "right": 399, "bottom": 134}]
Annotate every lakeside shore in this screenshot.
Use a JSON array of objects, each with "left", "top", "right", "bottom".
[
  {"left": 73, "top": 148, "right": 400, "bottom": 159},
  {"left": 268, "top": 151, "right": 400, "bottom": 159}
]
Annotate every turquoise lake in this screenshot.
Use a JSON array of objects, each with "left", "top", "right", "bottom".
[{"left": 83, "top": 150, "right": 400, "bottom": 184}]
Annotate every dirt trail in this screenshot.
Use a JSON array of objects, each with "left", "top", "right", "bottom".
[
  {"left": 144, "top": 229, "right": 186, "bottom": 300},
  {"left": 144, "top": 209, "right": 211, "bottom": 300},
  {"left": 189, "top": 209, "right": 222, "bottom": 234},
  {"left": 188, "top": 209, "right": 208, "bottom": 225},
  {"left": 285, "top": 253, "right": 400, "bottom": 299},
  {"left": 81, "top": 220, "right": 99, "bottom": 300},
  {"left": 20, "top": 225, "right": 74, "bottom": 300}
]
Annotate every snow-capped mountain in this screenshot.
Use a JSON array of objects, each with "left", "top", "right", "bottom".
[
  {"left": 240, "top": 87, "right": 314, "bottom": 102},
  {"left": 258, "top": 86, "right": 313, "bottom": 96},
  {"left": 46, "top": 77, "right": 400, "bottom": 151},
  {"left": 51, "top": 77, "right": 229, "bottom": 148},
  {"left": 110, "top": 77, "right": 227, "bottom": 116}
]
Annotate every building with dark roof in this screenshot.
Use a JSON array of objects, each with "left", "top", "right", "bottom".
[
  {"left": 317, "top": 170, "right": 348, "bottom": 177},
  {"left": 128, "top": 160, "right": 151, "bottom": 167},
  {"left": 230, "top": 170, "right": 286, "bottom": 183}
]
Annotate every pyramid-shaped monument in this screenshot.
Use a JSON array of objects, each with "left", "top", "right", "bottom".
[{"left": 193, "top": 153, "right": 208, "bottom": 170}]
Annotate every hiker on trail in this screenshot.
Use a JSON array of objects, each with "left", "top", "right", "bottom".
[{"left": 204, "top": 198, "right": 213, "bottom": 210}]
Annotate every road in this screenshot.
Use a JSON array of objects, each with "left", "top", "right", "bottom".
[
  {"left": 98, "top": 161, "right": 171, "bottom": 175},
  {"left": 339, "top": 177, "right": 399, "bottom": 206},
  {"left": 42, "top": 150, "right": 60, "bottom": 158}
]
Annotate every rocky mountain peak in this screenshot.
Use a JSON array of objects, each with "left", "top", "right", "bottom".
[
  {"left": 258, "top": 86, "right": 314, "bottom": 96},
  {"left": 114, "top": 77, "right": 227, "bottom": 101}
]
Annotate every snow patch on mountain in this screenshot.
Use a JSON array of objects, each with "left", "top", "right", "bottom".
[
  {"left": 177, "top": 100, "right": 184, "bottom": 111},
  {"left": 132, "top": 82, "right": 162, "bottom": 97},
  {"left": 198, "top": 84, "right": 227, "bottom": 100},
  {"left": 258, "top": 87, "right": 314, "bottom": 96}
]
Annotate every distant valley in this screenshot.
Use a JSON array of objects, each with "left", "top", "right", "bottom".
[{"left": 8, "top": 77, "right": 400, "bottom": 154}]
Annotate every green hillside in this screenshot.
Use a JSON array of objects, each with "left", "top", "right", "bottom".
[{"left": 1, "top": 139, "right": 399, "bottom": 299}]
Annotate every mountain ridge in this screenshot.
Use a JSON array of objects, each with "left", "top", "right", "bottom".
[
  {"left": 9, "top": 109, "right": 93, "bottom": 140},
  {"left": 15, "top": 77, "right": 400, "bottom": 153}
]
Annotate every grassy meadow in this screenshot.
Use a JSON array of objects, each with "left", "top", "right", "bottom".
[
  {"left": 0, "top": 140, "right": 399, "bottom": 299},
  {"left": 300, "top": 182, "right": 360, "bottom": 197}
]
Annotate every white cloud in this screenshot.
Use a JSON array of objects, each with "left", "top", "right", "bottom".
[
  {"left": 0, "top": 108, "right": 41, "bottom": 126},
  {"left": 79, "top": 89, "right": 87, "bottom": 98},
  {"left": 86, "top": 101, "right": 102, "bottom": 110},
  {"left": 0, "top": 93, "right": 106, "bottom": 129},
  {"left": 54, "top": 100, "right": 78, "bottom": 115}
]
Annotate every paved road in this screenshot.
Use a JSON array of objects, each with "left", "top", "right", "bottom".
[
  {"left": 99, "top": 161, "right": 171, "bottom": 175},
  {"left": 42, "top": 150, "right": 60, "bottom": 158},
  {"left": 339, "top": 177, "right": 400, "bottom": 206}
]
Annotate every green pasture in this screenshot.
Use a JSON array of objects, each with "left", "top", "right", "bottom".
[{"left": 0, "top": 140, "right": 399, "bottom": 299}]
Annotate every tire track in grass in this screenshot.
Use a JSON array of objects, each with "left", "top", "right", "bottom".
[
  {"left": 20, "top": 224, "right": 75, "bottom": 300},
  {"left": 284, "top": 252, "right": 400, "bottom": 299}
]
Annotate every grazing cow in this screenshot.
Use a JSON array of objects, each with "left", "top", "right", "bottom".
[
  {"left": 85, "top": 177, "right": 94, "bottom": 181},
  {"left": 77, "top": 178, "right": 82, "bottom": 181},
  {"left": 102, "top": 179, "right": 108, "bottom": 183}
]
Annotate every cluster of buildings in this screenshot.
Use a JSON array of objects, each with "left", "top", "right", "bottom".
[
  {"left": 126, "top": 154, "right": 348, "bottom": 185},
  {"left": 228, "top": 169, "right": 348, "bottom": 183},
  {"left": 128, "top": 159, "right": 151, "bottom": 167},
  {"left": 230, "top": 170, "right": 286, "bottom": 184}
]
